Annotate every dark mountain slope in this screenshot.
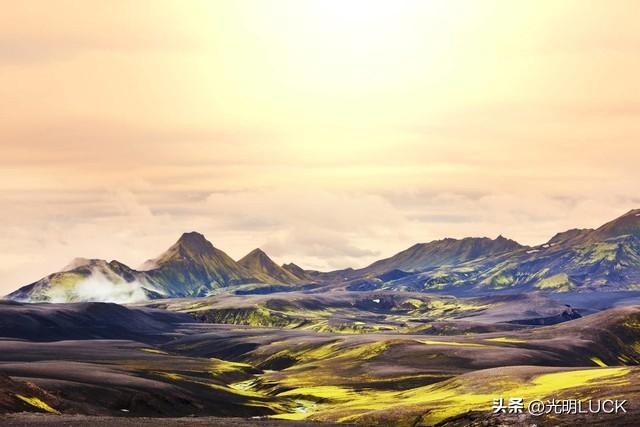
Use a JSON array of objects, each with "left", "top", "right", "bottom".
[
  {"left": 362, "top": 235, "right": 524, "bottom": 275},
  {"left": 591, "top": 208, "right": 640, "bottom": 241},
  {"left": 0, "top": 300, "right": 190, "bottom": 341},
  {"left": 383, "top": 210, "right": 640, "bottom": 294}
]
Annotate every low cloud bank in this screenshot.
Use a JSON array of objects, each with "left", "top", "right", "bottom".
[{"left": 46, "top": 270, "right": 148, "bottom": 304}]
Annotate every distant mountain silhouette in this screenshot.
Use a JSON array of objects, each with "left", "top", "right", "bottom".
[
  {"left": 359, "top": 235, "right": 524, "bottom": 276},
  {"left": 7, "top": 209, "right": 640, "bottom": 302},
  {"left": 282, "top": 262, "right": 312, "bottom": 281}
]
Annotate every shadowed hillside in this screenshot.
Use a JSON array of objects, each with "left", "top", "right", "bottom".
[{"left": 0, "top": 299, "right": 639, "bottom": 425}]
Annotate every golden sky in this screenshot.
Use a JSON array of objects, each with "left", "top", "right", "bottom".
[{"left": 1, "top": 1, "right": 640, "bottom": 292}]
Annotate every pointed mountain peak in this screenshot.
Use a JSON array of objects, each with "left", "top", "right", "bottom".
[
  {"left": 238, "top": 248, "right": 301, "bottom": 284},
  {"left": 493, "top": 235, "right": 524, "bottom": 248},
  {"left": 176, "top": 231, "right": 213, "bottom": 252},
  {"left": 139, "top": 232, "right": 219, "bottom": 271},
  {"left": 282, "top": 262, "right": 310, "bottom": 281},
  {"left": 282, "top": 262, "right": 303, "bottom": 270},
  {"left": 239, "top": 248, "right": 273, "bottom": 265}
]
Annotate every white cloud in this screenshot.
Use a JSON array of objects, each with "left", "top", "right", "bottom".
[{"left": 45, "top": 269, "right": 148, "bottom": 304}]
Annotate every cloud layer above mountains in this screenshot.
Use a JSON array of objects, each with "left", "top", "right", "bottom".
[{"left": 1, "top": 1, "right": 640, "bottom": 292}]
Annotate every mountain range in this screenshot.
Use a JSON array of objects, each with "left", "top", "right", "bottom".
[
  {"left": 7, "top": 209, "right": 640, "bottom": 303},
  {"left": 7, "top": 232, "right": 298, "bottom": 303}
]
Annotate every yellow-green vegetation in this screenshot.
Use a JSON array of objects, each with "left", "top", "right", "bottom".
[
  {"left": 272, "top": 386, "right": 357, "bottom": 420},
  {"left": 576, "top": 242, "right": 619, "bottom": 265},
  {"left": 229, "top": 379, "right": 257, "bottom": 392},
  {"left": 140, "top": 348, "right": 169, "bottom": 355},
  {"left": 261, "top": 340, "right": 390, "bottom": 369},
  {"left": 478, "top": 262, "right": 518, "bottom": 289},
  {"left": 485, "top": 337, "right": 527, "bottom": 344},
  {"left": 38, "top": 272, "right": 86, "bottom": 301},
  {"left": 209, "top": 357, "right": 254, "bottom": 374},
  {"left": 403, "top": 298, "right": 425, "bottom": 309},
  {"left": 418, "top": 339, "right": 490, "bottom": 347},
  {"left": 155, "top": 371, "right": 184, "bottom": 381},
  {"left": 15, "top": 395, "right": 61, "bottom": 415},
  {"left": 152, "top": 369, "right": 290, "bottom": 411},
  {"left": 274, "top": 399, "right": 318, "bottom": 420},
  {"left": 279, "top": 367, "right": 631, "bottom": 425},
  {"left": 278, "top": 385, "right": 356, "bottom": 401},
  {"left": 535, "top": 273, "right": 574, "bottom": 292},
  {"left": 169, "top": 294, "right": 495, "bottom": 335},
  {"left": 335, "top": 341, "right": 390, "bottom": 360},
  {"left": 411, "top": 368, "right": 631, "bottom": 426},
  {"left": 481, "top": 273, "right": 515, "bottom": 289},
  {"left": 423, "top": 299, "right": 489, "bottom": 319},
  {"left": 590, "top": 357, "right": 608, "bottom": 367}
]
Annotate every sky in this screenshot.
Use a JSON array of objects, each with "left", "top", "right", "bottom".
[{"left": 1, "top": 0, "right": 640, "bottom": 293}]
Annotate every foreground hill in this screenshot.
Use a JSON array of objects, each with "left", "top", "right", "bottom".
[
  {"left": 0, "top": 415, "right": 338, "bottom": 427},
  {"left": 1, "top": 299, "right": 639, "bottom": 425},
  {"left": 144, "top": 291, "right": 582, "bottom": 334}
]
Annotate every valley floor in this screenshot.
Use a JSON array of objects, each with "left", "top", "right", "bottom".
[
  {"left": 2, "top": 292, "right": 640, "bottom": 426},
  {"left": 0, "top": 414, "right": 343, "bottom": 427}
]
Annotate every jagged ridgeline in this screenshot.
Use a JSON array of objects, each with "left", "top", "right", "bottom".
[
  {"left": 7, "top": 232, "right": 305, "bottom": 303},
  {"left": 6, "top": 209, "right": 640, "bottom": 303}
]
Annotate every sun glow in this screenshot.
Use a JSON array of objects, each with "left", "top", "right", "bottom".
[
  {"left": 3, "top": 0, "right": 640, "bottom": 287},
  {"left": 299, "top": 1, "right": 464, "bottom": 78},
  {"left": 190, "top": 0, "right": 481, "bottom": 160},
  {"left": 197, "top": 0, "right": 478, "bottom": 93}
]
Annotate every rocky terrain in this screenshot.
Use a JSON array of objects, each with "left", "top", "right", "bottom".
[
  {"left": 7, "top": 209, "right": 640, "bottom": 304},
  {"left": 3, "top": 209, "right": 640, "bottom": 425}
]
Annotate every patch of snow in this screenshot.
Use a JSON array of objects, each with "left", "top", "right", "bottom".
[
  {"left": 542, "top": 244, "right": 550, "bottom": 248},
  {"left": 372, "top": 298, "right": 381, "bottom": 303},
  {"left": 635, "top": 213, "right": 640, "bottom": 217},
  {"left": 526, "top": 249, "right": 540, "bottom": 254}
]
